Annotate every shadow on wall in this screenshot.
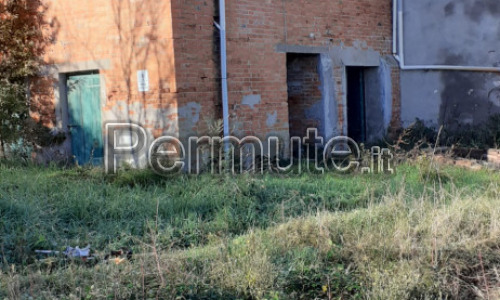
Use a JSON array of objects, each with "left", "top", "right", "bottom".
[
  {"left": 107, "top": 0, "right": 177, "bottom": 136},
  {"left": 439, "top": 56, "right": 500, "bottom": 131},
  {"left": 36, "top": 0, "right": 183, "bottom": 166},
  {"left": 55, "top": 0, "right": 177, "bottom": 125}
]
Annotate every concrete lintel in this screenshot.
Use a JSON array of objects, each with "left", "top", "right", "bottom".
[
  {"left": 40, "top": 59, "right": 112, "bottom": 78},
  {"left": 330, "top": 47, "right": 380, "bottom": 67},
  {"left": 277, "top": 44, "right": 380, "bottom": 67},
  {"left": 276, "top": 44, "right": 329, "bottom": 54},
  {"left": 47, "top": 59, "right": 110, "bottom": 135}
]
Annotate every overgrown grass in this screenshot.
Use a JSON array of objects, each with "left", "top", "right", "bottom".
[{"left": 0, "top": 160, "right": 499, "bottom": 299}]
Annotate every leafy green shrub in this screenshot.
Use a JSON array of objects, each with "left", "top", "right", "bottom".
[{"left": 0, "top": 1, "right": 60, "bottom": 159}]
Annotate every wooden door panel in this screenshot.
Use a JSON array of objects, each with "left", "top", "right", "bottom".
[{"left": 67, "top": 74, "right": 103, "bottom": 165}]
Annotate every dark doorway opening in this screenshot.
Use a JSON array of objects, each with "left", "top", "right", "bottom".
[
  {"left": 286, "top": 53, "right": 322, "bottom": 138},
  {"left": 286, "top": 53, "right": 323, "bottom": 157},
  {"left": 346, "top": 67, "right": 367, "bottom": 143}
]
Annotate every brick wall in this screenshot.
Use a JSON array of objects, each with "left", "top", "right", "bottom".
[
  {"left": 286, "top": 53, "right": 322, "bottom": 138},
  {"left": 31, "top": 0, "right": 401, "bottom": 159},
  {"left": 205, "top": 0, "right": 398, "bottom": 141},
  {"left": 32, "top": 0, "right": 178, "bottom": 135},
  {"left": 170, "top": 0, "right": 220, "bottom": 137},
  {"left": 223, "top": 0, "right": 399, "bottom": 141},
  {"left": 390, "top": 67, "right": 402, "bottom": 132}
]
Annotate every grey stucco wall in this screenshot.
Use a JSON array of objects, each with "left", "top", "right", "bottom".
[
  {"left": 404, "top": 0, "right": 500, "bottom": 67},
  {"left": 401, "top": 0, "right": 500, "bottom": 128}
]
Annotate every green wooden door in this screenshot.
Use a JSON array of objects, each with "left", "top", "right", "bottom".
[{"left": 67, "top": 73, "right": 103, "bottom": 165}]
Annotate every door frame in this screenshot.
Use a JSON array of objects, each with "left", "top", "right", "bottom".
[
  {"left": 31, "top": 60, "right": 109, "bottom": 159},
  {"left": 65, "top": 71, "right": 104, "bottom": 164},
  {"left": 58, "top": 69, "right": 107, "bottom": 162}
]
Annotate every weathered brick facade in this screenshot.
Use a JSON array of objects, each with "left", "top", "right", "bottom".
[{"left": 31, "top": 0, "right": 400, "bottom": 162}]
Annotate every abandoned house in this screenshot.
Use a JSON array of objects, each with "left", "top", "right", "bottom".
[{"left": 28, "top": 0, "right": 500, "bottom": 165}]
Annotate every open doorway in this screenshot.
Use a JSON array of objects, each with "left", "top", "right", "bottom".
[
  {"left": 286, "top": 53, "right": 323, "bottom": 156},
  {"left": 346, "top": 67, "right": 367, "bottom": 143},
  {"left": 286, "top": 53, "right": 322, "bottom": 137}
]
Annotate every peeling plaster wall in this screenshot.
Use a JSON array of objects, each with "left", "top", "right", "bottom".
[
  {"left": 401, "top": 0, "right": 500, "bottom": 129},
  {"left": 318, "top": 54, "right": 337, "bottom": 140},
  {"left": 364, "top": 58, "right": 394, "bottom": 142},
  {"left": 404, "top": 0, "right": 500, "bottom": 67}
]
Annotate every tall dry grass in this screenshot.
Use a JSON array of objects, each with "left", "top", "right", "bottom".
[
  {"left": 3, "top": 180, "right": 500, "bottom": 299},
  {"left": 1, "top": 160, "right": 500, "bottom": 299}
]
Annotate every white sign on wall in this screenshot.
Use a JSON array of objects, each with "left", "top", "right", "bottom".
[{"left": 137, "top": 70, "right": 149, "bottom": 92}]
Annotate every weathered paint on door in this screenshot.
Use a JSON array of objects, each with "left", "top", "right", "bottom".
[{"left": 67, "top": 73, "right": 103, "bottom": 165}]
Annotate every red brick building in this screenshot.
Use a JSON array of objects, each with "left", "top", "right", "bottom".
[{"left": 31, "top": 0, "right": 400, "bottom": 164}]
